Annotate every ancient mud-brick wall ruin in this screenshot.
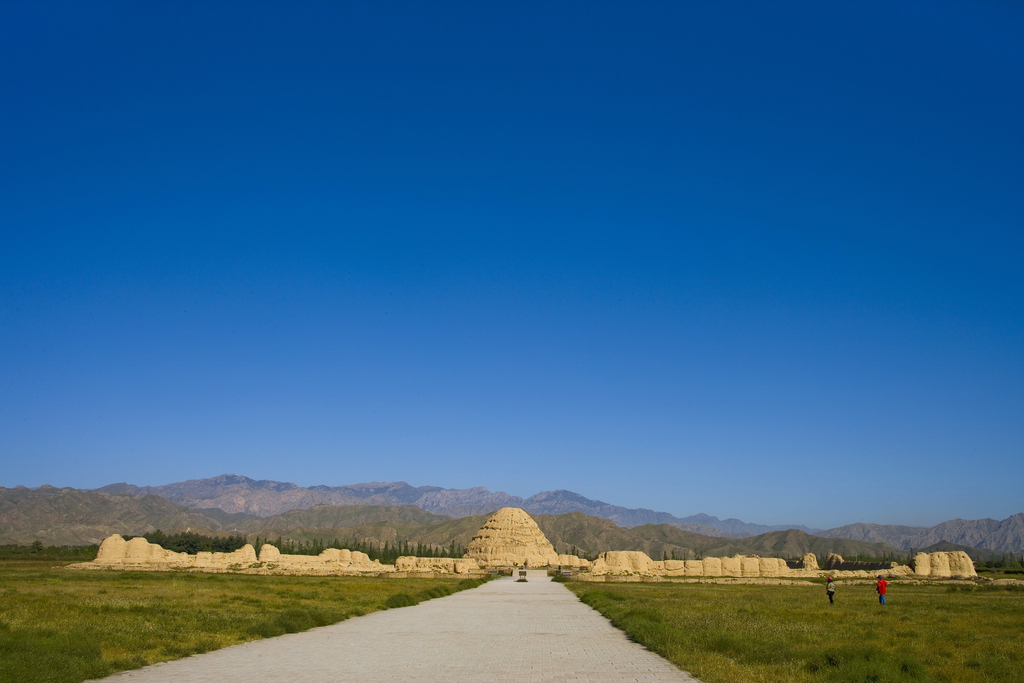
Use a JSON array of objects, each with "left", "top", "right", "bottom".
[
  {"left": 73, "top": 534, "right": 394, "bottom": 575},
  {"left": 909, "top": 551, "right": 977, "bottom": 578},
  {"left": 69, "top": 517, "right": 979, "bottom": 581},
  {"left": 589, "top": 551, "right": 800, "bottom": 578},
  {"left": 394, "top": 556, "right": 482, "bottom": 574},
  {"left": 92, "top": 534, "right": 258, "bottom": 570},
  {"left": 255, "top": 544, "right": 391, "bottom": 573},
  {"left": 820, "top": 551, "right": 976, "bottom": 578},
  {"left": 588, "top": 549, "right": 977, "bottom": 579}
]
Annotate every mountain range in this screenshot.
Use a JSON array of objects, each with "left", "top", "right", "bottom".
[
  {"left": 0, "top": 485, "right": 931, "bottom": 561},
  {"left": 0, "top": 485, "right": 243, "bottom": 547},
  {"left": 817, "top": 515, "right": 1024, "bottom": 552},
  {"left": 4, "top": 474, "right": 1021, "bottom": 554},
  {"left": 94, "top": 474, "right": 818, "bottom": 537}
]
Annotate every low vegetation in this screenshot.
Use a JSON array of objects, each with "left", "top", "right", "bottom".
[
  {"left": 250, "top": 535, "right": 467, "bottom": 562},
  {"left": 0, "top": 559, "right": 489, "bottom": 683},
  {"left": 566, "top": 579, "right": 1023, "bottom": 683},
  {"left": 0, "top": 543, "right": 97, "bottom": 561},
  {"left": 137, "top": 530, "right": 248, "bottom": 554},
  {"left": 974, "top": 553, "right": 1024, "bottom": 577}
]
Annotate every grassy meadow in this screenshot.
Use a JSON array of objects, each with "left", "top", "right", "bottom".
[
  {"left": 0, "top": 560, "right": 489, "bottom": 683},
  {"left": 565, "top": 579, "right": 1024, "bottom": 683}
]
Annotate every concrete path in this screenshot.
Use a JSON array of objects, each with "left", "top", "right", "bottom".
[{"left": 90, "top": 577, "right": 701, "bottom": 682}]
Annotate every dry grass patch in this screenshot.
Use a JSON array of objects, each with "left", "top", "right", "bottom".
[{"left": 0, "top": 560, "right": 489, "bottom": 683}]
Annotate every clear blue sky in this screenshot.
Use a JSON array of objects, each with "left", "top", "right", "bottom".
[{"left": 2, "top": 2, "right": 1021, "bottom": 529}]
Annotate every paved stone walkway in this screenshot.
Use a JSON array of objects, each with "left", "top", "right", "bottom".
[{"left": 90, "top": 577, "right": 701, "bottom": 682}]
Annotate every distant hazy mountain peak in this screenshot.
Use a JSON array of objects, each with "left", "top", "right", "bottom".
[{"left": 819, "top": 513, "right": 1023, "bottom": 552}]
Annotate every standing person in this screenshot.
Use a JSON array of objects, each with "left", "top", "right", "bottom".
[
  {"left": 826, "top": 577, "right": 836, "bottom": 604},
  {"left": 876, "top": 575, "right": 888, "bottom": 605}
]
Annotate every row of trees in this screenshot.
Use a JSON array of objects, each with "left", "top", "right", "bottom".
[
  {"left": 249, "top": 536, "right": 467, "bottom": 562},
  {"left": 775, "top": 551, "right": 911, "bottom": 565},
  {"left": 0, "top": 542, "right": 99, "bottom": 560},
  {"left": 558, "top": 544, "right": 599, "bottom": 561},
  {"left": 835, "top": 551, "right": 909, "bottom": 564},
  {"left": 556, "top": 545, "right": 699, "bottom": 561},
  {"left": 974, "top": 553, "right": 1024, "bottom": 571},
  {"left": 141, "top": 530, "right": 248, "bottom": 554},
  {"left": 665, "top": 549, "right": 694, "bottom": 561}
]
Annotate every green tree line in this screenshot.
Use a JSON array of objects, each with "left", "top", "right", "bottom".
[
  {"left": 559, "top": 544, "right": 599, "bottom": 561},
  {"left": 0, "top": 542, "right": 99, "bottom": 560},
  {"left": 139, "top": 530, "right": 248, "bottom": 554},
  {"left": 250, "top": 536, "right": 466, "bottom": 563},
  {"left": 974, "top": 553, "right": 1024, "bottom": 572}
]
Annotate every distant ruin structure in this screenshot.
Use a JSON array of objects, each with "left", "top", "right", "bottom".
[
  {"left": 395, "top": 507, "right": 588, "bottom": 573},
  {"left": 589, "top": 551, "right": 799, "bottom": 578},
  {"left": 74, "top": 534, "right": 394, "bottom": 575},
  {"left": 93, "top": 534, "right": 258, "bottom": 569},
  {"left": 800, "top": 552, "right": 819, "bottom": 570},
  {"left": 910, "top": 550, "right": 977, "bottom": 578},
  {"left": 395, "top": 556, "right": 482, "bottom": 574},
  {"left": 586, "top": 549, "right": 977, "bottom": 579},
  {"left": 69, "top": 523, "right": 978, "bottom": 581},
  {"left": 464, "top": 507, "right": 563, "bottom": 568},
  {"left": 75, "top": 509, "right": 582, "bottom": 576}
]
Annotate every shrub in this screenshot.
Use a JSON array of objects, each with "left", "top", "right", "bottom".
[
  {"left": 384, "top": 592, "right": 420, "bottom": 609},
  {"left": 417, "top": 585, "right": 454, "bottom": 600}
]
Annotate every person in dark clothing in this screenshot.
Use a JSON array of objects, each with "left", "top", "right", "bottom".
[
  {"left": 876, "top": 575, "right": 888, "bottom": 605},
  {"left": 826, "top": 577, "right": 836, "bottom": 604}
]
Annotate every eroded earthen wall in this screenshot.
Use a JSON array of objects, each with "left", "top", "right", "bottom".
[{"left": 911, "top": 551, "right": 976, "bottom": 578}]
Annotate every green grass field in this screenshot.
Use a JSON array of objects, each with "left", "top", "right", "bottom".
[
  {"left": 0, "top": 560, "right": 489, "bottom": 683},
  {"left": 565, "top": 579, "right": 1024, "bottom": 683}
]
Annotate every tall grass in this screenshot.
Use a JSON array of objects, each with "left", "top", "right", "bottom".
[
  {"left": 566, "top": 580, "right": 1023, "bottom": 683},
  {"left": 0, "top": 560, "right": 489, "bottom": 683}
]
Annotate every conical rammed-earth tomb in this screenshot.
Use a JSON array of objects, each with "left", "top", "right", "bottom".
[{"left": 465, "top": 507, "right": 560, "bottom": 568}]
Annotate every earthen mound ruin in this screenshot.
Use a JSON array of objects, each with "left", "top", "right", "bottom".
[
  {"left": 92, "top": 534, "right": 257, "bottom": 570},
  {"left": 910, "top": 550, "right": 977, "bottom": 578},
  {"left": 464, "top": 507, "right": 562, "bottom": 568}
]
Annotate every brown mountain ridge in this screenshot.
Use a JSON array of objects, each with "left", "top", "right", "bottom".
[
  {"left": 4, "top": 486, "right": 999, "bottom": 562},
  {"left": 89, "top": 474, "right": 1023, "bottom": 552},
  {"left": 5, "top": 479, "right": 1020, "bottom": 555}
]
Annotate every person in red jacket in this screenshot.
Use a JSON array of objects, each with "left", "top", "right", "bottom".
[{"left": 876, "top": 575, "right": 888, "bottom": 605}]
